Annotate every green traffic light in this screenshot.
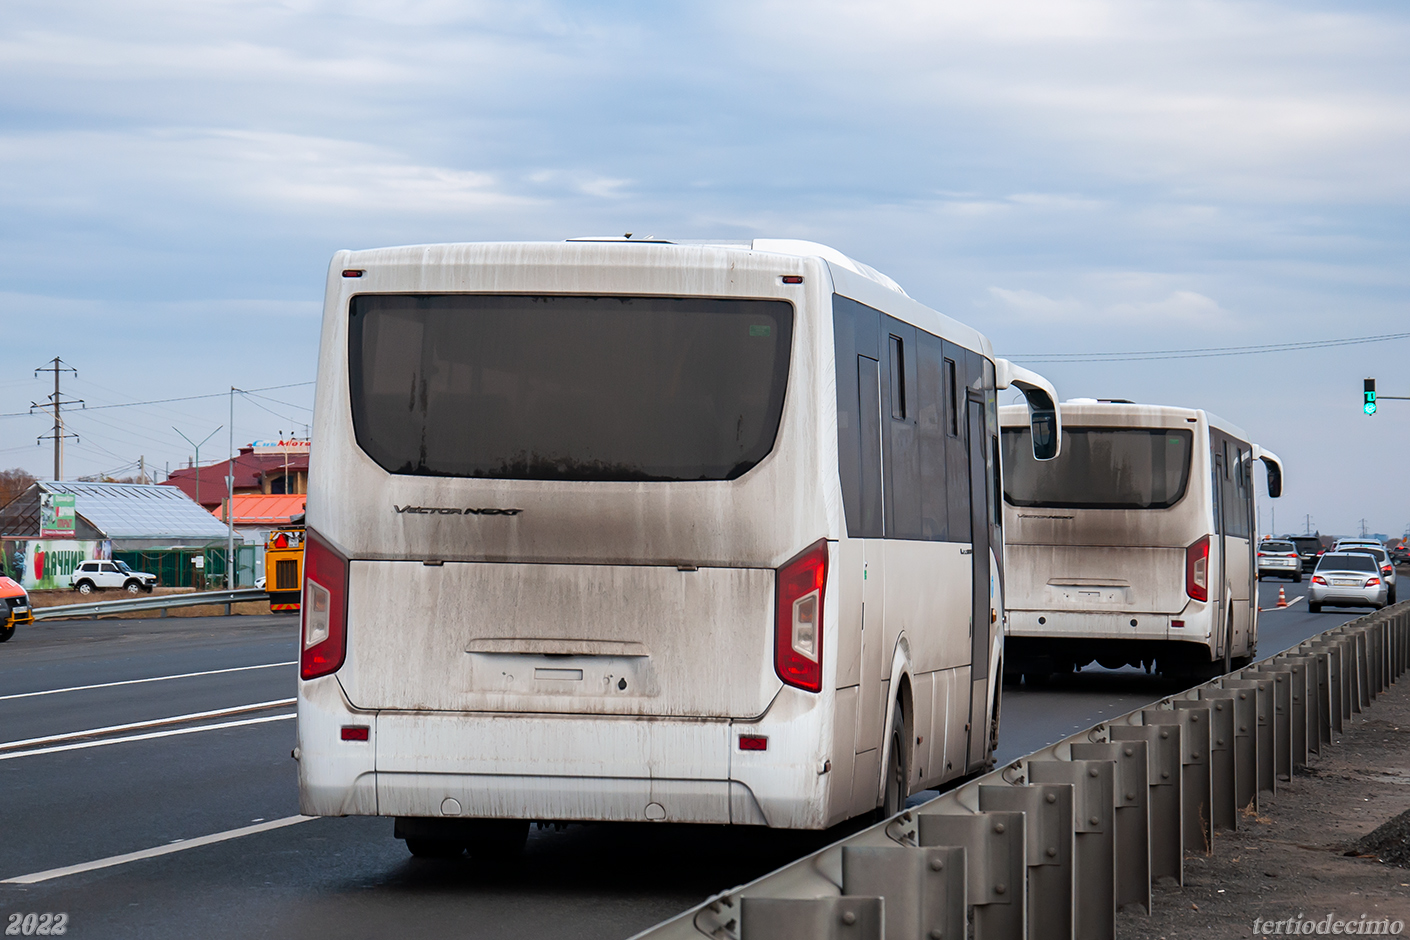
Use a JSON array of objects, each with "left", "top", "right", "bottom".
[
  {"left": 1365, "top": 400, "right": 1377, "bottom": 415},
  {"left": 1365, "top": 378, "right": 1377, "bottom": 416}
]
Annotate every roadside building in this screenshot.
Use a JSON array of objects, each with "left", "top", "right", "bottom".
[
  {"left": 214, "top": 494, "right": 307, "bottom": 585},
  {"left": 163, "top": 439, "right": 309, "bottom": 512},
  {"left": 0, "top": 481, "right": 233, "bottom": 590}
]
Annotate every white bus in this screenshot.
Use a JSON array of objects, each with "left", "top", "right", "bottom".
[
  {"left": 998, "top": 400, "right": 1283, "bottom": 683},
  {"left": 296, "top": 238, "right": 1061, "bottom": 856}
]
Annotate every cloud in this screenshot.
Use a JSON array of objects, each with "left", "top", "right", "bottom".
[{"left": 987, "top": 284, "right": 1233, "bottom": 329}]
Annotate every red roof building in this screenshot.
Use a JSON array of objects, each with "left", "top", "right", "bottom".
[
  {"left": 162, "top": 445, "right": 308, "bottom": 511},
  {"left": 213, "top": 494, "right": 307, "bottom": 527}
]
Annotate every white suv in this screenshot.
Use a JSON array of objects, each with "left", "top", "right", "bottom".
[{"left": 68, "top": 560, "right": 158, "bottom": 595}]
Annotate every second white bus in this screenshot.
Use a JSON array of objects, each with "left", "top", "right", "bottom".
[
  {"left": 296, "top": 238, "right": 1060, "bottom": 855},
  {"left": 999, "top": 400, "right": 1283, "bottom": 682}
]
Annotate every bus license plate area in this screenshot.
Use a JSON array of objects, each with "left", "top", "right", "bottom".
[{"left": 465, "top": 653, "right": 660, "bottom": 700}]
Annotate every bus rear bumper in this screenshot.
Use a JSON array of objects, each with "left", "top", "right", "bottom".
[{"left": 297, "top": 677, "right": 830, "bottom": 828}]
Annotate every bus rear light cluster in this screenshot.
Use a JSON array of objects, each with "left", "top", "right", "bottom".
[
  {"left": 775, "top": 539, "right": 828, "bottom": 693},
  {"left": 1186, "top": 535, "right": 1210, "bottom": 602},
  {"left": 301, "top": 529, "right": 349, "bottom": 681},
  {"left": 738, "top": 735, "right": 768, "bottom": 751},
  {"left": 341, "top": 726, "right": 369, "bottom": 741}
]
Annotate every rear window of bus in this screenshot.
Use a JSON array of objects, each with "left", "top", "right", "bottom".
[
  {"left": 1001, "top": 427, "right": 1194, "bottom": 510},
  {"left": 348, "top": 294, "right": 793, "bottom": 481}
]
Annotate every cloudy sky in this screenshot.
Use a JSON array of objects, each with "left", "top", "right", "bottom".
[{"left": 1, "top": 0, "right": 1406, "bottom": 536}]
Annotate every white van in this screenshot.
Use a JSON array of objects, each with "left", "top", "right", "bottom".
[
  {"left": 999, "top": 400, "right": 1283, "bottom": 682},
  {"left": 296, "top": 238, "right": 1060, "bottom": 856}
]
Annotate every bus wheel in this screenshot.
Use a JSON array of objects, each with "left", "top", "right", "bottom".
[
  {"left": 405, "top": 838, "right": 464, "bottom": 859},
  {"left": 881, "top": 706, "right": 909, "bottom": 818},
  {"left": 464, "top": 820, "right": 529, "bottom": 858}
]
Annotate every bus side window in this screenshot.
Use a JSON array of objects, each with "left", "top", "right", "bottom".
[
  {"left": 883, "top": 318, "right": 921, "bottom": 539},
  {"left": 942, "top": 341, "right": 972, "bottom": 543},
  {"left": 916, "top": 331, "right": 948, "bottom": 541}
]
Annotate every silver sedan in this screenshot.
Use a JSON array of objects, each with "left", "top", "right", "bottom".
[{"left": 1308, "top": 552, "right": 1388, "bottom": 612}]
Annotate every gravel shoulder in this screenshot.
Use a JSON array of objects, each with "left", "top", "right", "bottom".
[{"left": 1118, "top": 673, "right": 1410, "bottom": 938}]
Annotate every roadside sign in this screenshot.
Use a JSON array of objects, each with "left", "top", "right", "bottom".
[{"left": 39, "top": 493, "right": 76, "bottom": 538}]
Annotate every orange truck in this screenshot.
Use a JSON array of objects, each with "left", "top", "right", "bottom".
[{"left": 1, "top": 575, "right": 32, "bottom": 642}]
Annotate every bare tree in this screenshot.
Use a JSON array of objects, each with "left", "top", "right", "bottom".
[{"left": 0, "top": 468, "right": 37, "bottom": 510}]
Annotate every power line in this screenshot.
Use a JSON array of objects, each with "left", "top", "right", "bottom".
[
  {"left": 1007, "top": 330, "right": 1410, "bottom": 364},
  {"left": 0, "top": 381, "right": 313, "bottom": 419}
]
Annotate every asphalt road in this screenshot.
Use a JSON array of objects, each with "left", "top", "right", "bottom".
[{"left": 0, "top": 580, "right": 1373, "bottom": 940}]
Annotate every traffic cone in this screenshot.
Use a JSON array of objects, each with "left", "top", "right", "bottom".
[{"left": 1277, "top": 586, "right": 1288, "bottom": 608}]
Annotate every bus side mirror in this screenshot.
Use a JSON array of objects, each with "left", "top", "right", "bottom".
[
  {"left": 994, "top": 358, "right": 1062, "bottom": 461},
  {"left": 1256, "top": 448, "right": 1284, "bottom": 498}
]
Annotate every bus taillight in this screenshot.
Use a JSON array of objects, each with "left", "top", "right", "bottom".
[
  {"left": 301, "top": 529, "right": 349, "bottom": 681},
  {"left": 775, "top": 539, "right": 828, "bottom": 694},
  {"left": 1186, "top": 536, "right": 1210, "bottom": 602}
]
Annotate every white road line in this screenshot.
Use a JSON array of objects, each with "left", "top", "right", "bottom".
[
  {"left": 1, "top": 814, "right": 316, "bottom": 884},
  {"left": 1259, "top": 595, "right": 1306, "bottom": 611},
  {"left": 0, "top": 713, "right": 295, "bottom": 761},
  {"left": 0, "top": 698, "right": 296, "bottom": 752},
  {"left": 0, "top": 661, "right": 297, "bottom": 702}
]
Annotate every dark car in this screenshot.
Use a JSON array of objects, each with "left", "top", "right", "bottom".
[{"left": 1284, "top": 535, "right": 1325, "bottom": 573}]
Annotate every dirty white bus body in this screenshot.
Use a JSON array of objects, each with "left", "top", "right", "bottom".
[
  {"left": 999, "top": 400, "right": 1283, "bottom": 682},
  {"left": 295, "top": 238, "right": 1060, "bottom": 854}
]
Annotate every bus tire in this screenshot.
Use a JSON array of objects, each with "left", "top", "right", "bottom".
[
  {"left": 880, "top": 705, "right": 909, "bottom": 819},
  {"left": 0, "top": 623, "right": 13, "bottom": 643},
  {"left": 1308, "top": 602, "right": 1321, "bottom": 613},
  {"left": 405, "top": 838, "right": 464, "bottom": 859}
]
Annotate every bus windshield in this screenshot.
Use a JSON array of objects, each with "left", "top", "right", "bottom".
[
  {"left": 348, "top": 294, "right": 793, "bottom": 482},
  {"left": 1002, "top": 426, "right": 1194, "bottom": 510}
]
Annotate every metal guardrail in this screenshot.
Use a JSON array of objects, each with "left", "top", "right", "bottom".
[
  {"left": 31, "top": 588, "right": 270, "bottom": 621},
  {"left": 631, "top": 603, "right": 1410, "bottom": 940}
]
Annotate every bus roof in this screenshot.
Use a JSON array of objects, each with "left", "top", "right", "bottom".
[
  {"left": 998, "top": 399, "right": 1253, "bottom": 443},
  {"left": 332, "top": 239, "right": 993, "bottom": 360}
]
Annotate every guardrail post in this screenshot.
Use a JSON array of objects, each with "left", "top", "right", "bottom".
[
  {"left": 740, "top": 896, "right": 883, "bottom": 940},
  {"left": 1188, "top": 693, "right": 1241, "bottom": 825},
  {"left": 1224, "top": 676, "right": 1275, "bottom": 799},
  {"left": 918, "top": 811, "right": 1026, "bottom": 940},
  {"left": 1307, "top": 640, "right": 1344, "bottom": 736},
  {"left": 979, "top": 783, "right": 1074, "bottom": 940},
  {"left": 1110, "top": 724, "right": 1182, "bottom": 885},
  {"left": 1071, "top": 741, "right": 1151, "bottom": 914},
  {"left": 1353, "top": 629, "right": 1370, "bottom": 710},
  {"left": 1251, "top": 666, "right": 1294, "bottom": 781},
  {"left": 841, "top": 844, "right": 965, "bottom": 940},
  {"left": 1268, "top": 657, "right": 1310, "bottom": 767},
  {"left": 1144, "top": 706, "right": 1211, "bottom": 855},
  {"left": 1027, "top": 759, "right": 1115, "bottom": 939}
]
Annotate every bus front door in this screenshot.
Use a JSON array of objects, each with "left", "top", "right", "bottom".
[{"left": 966, "top": 393, "right": 993, "bottom": 771}]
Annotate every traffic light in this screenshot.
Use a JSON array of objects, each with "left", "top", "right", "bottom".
[{"left": 1365, "top": 378, "right": 1377, "bottom": 416}]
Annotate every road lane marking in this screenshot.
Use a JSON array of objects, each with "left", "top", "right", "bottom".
[
  {"left": 1, "top": 815, "right": 316, "bottom": 884},
  {"left": 0, "top": 698, "right": 296, "bottom": 752},
  {"left": 0, "top": 661, "right": 297, "bottom": 702},
  {"left": 1259, "top": 595, "right": 1306, "bottom": 611},
  {"left": 0, "top": 713, "right": 295, "bottom": 761}
]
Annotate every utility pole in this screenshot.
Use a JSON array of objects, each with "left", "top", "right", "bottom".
[
  {"left": 227, "top": 388, "right": 237, "bottom": 589},
  {"left": 139, "top": 455, "right": 146, "bottom": 484},
  {"left": 1360, "top": 518, "right": 1370, "bottom": 538},
  {"left": 1305, "top": 514, "right": 1312, "bottom": 536},
  {"left": 174, "top": 426, "right": 222, "bottom": 509},
  {"left": 30, "top": 358, "right": 82, "bottom": 480}
]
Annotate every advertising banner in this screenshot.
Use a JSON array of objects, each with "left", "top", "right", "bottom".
[
  {"left": 250, "top": 439, "right": 311, "bottom": 456},
  {"left": 39, "top": 493, "right": 77, "bottom": 538},
  {"left": 1, "top": 539, "right": 111, "bottom": 590}
]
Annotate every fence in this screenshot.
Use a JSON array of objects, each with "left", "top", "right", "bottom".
[
  {"left": 113, "top": 545, "right": 257, "bottom": 588},
  {"left": 631, "top": 602, "right": 1410, "bottom": 940}
]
